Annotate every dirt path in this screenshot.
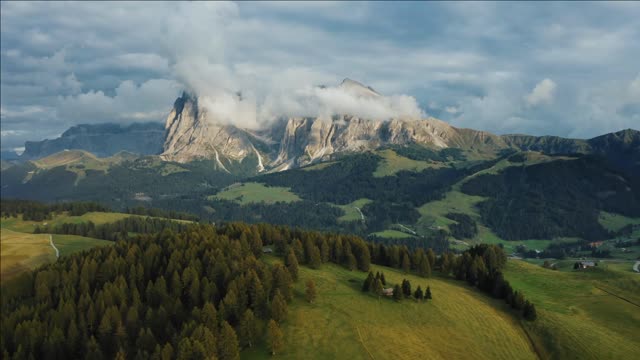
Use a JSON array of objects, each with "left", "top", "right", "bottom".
[
  {"left": 354, "top": 207, "right": 365, "bottom": 221},
  {"left": 49, "top": 235, "right": 59, "bottom": 258},
  {"left": 397, "top": 223, "right": 417, "bottom": 235}
]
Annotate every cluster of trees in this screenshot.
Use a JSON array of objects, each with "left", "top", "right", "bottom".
[
  {"left": 447, "top": 244, "right": 536, "bottom": 321},
  {"left": 445, "top": 213, "right": 478, "bottom": 239},
  {"left": 461, "top": 157, "right": 640, "bottom": 240},
  {"left": 1, "top": 224, "right": 302, "bottom": 359},
  {"left": 367, "top": 229, "right": 450, "bottom": 253},
  {"left": 1, "top": 200, "right": 109, "bottom": 221},
  {"left": 361, "top": 272, "right": 432, "bottom": 302},
  {"left": 389, "top": 145, "right": 466, "bottom": 163},
  {"left": 367, "top": 245, "right": 436, "bottom": 278},
  {"left": 34, "top": 217, "right": 192, "bottom": 242},
  {"left": 124, "top": 207, "right": 200, "bottom": 222}
]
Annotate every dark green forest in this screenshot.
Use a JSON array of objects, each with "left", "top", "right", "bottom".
[{"left": 460, "top": 156, "right": 640, "bottom": 240}]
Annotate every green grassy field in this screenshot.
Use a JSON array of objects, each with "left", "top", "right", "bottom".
[
  {"left": 598, "top": 211, "right": 640, "bottom": 232},
  {"left": 369, "top": 229, "right": 415, "bottom": 239},
  {"left": 337, "top": 198, "right": 372, "bottom": 222},
  {"left": 244, "top": 259, "right": 537, "bottom": 360},
  {"left": 212, "top": 182, "right": 301, "bottom": 204},
  {"left": 373, "top": 149, "right": 441, "bottom": 177},
  {"left": 1, "top": 215, "right": 113, "bottom": 282},
  {"left": 52, "top": 234, "right": 111, "bottom": 257},
  {"left": 505, "top": 260, "right": 640, "bottom": 360}
]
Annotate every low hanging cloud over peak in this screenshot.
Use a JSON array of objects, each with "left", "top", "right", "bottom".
[{"left": 1, "top": 1, "right": 640, "bottom": 150}]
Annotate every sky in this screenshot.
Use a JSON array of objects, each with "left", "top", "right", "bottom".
[{"left": 1, "top": 1, "right": 639, "bottom": 152}]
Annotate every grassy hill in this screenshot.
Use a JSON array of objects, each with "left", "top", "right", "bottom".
[
  {"left": 245, "top": 258, "right": 537, "bottom": 360},
  {"left": 0, "top": 211, "right": 134, "bottom": 281},
  {"left": 211, "top": 182, "right": 301, "bottom": 204},
  {"left": 505, "top": 260, "right": 640, "bottom": 360}
]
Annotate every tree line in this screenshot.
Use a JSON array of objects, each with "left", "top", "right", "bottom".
[
  {"left": 1, "top": 199, "right": 109, "bottom": 221},
  {"left": 34, "top": 216, "right": 192, "bottom": 241}
]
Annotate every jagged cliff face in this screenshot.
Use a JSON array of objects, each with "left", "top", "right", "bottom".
[{"left": 159, "top": 90, "right": 482, "bottom": 172}]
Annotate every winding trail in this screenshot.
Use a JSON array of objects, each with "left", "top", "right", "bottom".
[
  {"left": 634, "top": 261, "right": 640, "bottom": 273},
  {"left": 397, "top": 223, "right": 417, "bottom": 235},
  {"left": 49, "top": 235, "right": 59, "bottom": 259},
  {"left": 354, "top": 207, "right": 365, "bottom": 221}
]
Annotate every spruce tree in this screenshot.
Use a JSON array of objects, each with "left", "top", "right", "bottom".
[
  {"left": 380, "top": 272, "right": 387, "bottom": 286},
  {"left": 285, "top": 249, "right": 299, "bottom": 281},
  {"left": 414, "top": 286, "right": 424, "bottom": 301},
  {"left": 402, "top": 253, "right": 411, "bottom": 274},
  {"left": 373, "top": 278, "right": 384, "bottom": 298},
  {"left": 393, "top": 284, "right": 403, "bottom": 301},
  {"left": 267, "top": 319, "right": 284, "bottom": 356},
  {"left": 305, "top": 279, "right": 317, "bottom": 303},
  {"left": 425, "top": 286, "right": 432, "bottom": 300},
  {"left": 402, "top": 279, "right": 412, "bottom": 298},
  {"left": 218, "top": 321, "right": 240, "bottom": 360},
  {"left": 362, "top": 272, "right": 374, "bottom": 292},
  {"left": 271, "top": 290, "right": 288, "bottom": 322},
  {"left": 523, "top": 301, "right": 537, "bottom": 321},
  {"left": 239, "top": 309, "right": 258, "bottom": 348}
]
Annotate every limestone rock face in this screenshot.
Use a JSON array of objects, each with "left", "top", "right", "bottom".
[
  {"left": 161, "top": 94, "right": 273, "bottom": 172},
  {"left": 160, "top": 83, "right": 508, "bottom": 173}
]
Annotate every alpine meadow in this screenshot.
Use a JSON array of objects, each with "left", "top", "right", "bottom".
[{"left": 1, "top": 2, "right": 639, "bottom": 360}]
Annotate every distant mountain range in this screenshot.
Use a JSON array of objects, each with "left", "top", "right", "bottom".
[
  {"left": 2, "top": 78, "right": 638, "bottom": 244},
  {"left": 20, "top": 122, "right": 165, "bottom": 159}
]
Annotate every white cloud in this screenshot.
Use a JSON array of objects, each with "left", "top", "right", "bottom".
[
  {"left": 57, "top": 79, "right": 181, "bottom": 123},
  {"left": 525, "top": 78, "right": 556, "bottom": 106}
]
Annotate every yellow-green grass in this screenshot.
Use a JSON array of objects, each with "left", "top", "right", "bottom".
[
  {"left": 0, "top": 212, "right": 133, "bottom": 233},
  {"left": 29, "top": 150, "right": 135, "bottom": 184},
  {"left": 373, "top": 149, "right": 442, "bottom": 177},
  {"left": 369, "top": 229, "right": 415, "bottom": 239},
  {"left": 337, "top": 198, "right": 372, "bottom": 222},
  {"left": 0, "top": 228, "right": 55, "bottom": 281},
  {"left": 598, "top": 211, "right": 640, "bottom": 232},
  {"left": 505, "top": 260, "right": 640, "bottom": 359},
  {"left": 159, "top": 163, "right": 189, "bottom": 176},
  {"left": 245, "top": 259, "right": 537, "bottom": 360},
  {"left": 416, "top": 190, "right": 485, "bottom": 239},
  {"left": 211, "top": 182, "right": 301, "bottom": 205}
]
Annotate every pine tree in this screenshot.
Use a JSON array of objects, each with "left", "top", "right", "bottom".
[
  {"left": 267, "top": 319, "right": 284, "bottom": 356},
  {"left": 425, "top": 286, "right": 432, "bottom": 300},
  {"left": 393, "top": 284, "right": 403, "bottom": 301},
  {"left": 161, "top": 343, "right": 174, "bottom": 360},
  {"left": 218, "top": 321, "right": 240, "bottom": 360},
  {"left": 305, "top": 279, "right": 317, "bottom": 303},
  {"left": 380, "top": 272, "right": 387, "bottom": 286},
  {"left": 523, "top": 301, "right": 537, "bottom": 321},
  {"left": 271, "top": 290, "right": 288, "bottom": 322},
  {"left": 402, "top": 253, "right": 411, "bottom": 274},
  {"left": 285, "top": 249, "right": 299, "bottom": 281},
  {"left": 373, "top": 278, "right": 384, "bottom": 298},
  {"left": 414, "top": 286, "right": 424, "bottom": 301},
  {"left": 362, "top": 272, "right": 374, "bottom": 292},
  {"left": 401, "top": 279, "right": 412, "bottom": 298},
  {"left": 239, "top": 309, "right": 258, "bottom": 348}
]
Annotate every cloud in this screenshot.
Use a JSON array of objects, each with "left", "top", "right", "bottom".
[
  {"left": 525, "top": 79, "right": 557, "bottom": 106},
  {"left": 57, "top": 79, "right": 181, "bottom": 123},
  {"left": 1, "top": 1, "right": 640, "bottom": 150}
]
